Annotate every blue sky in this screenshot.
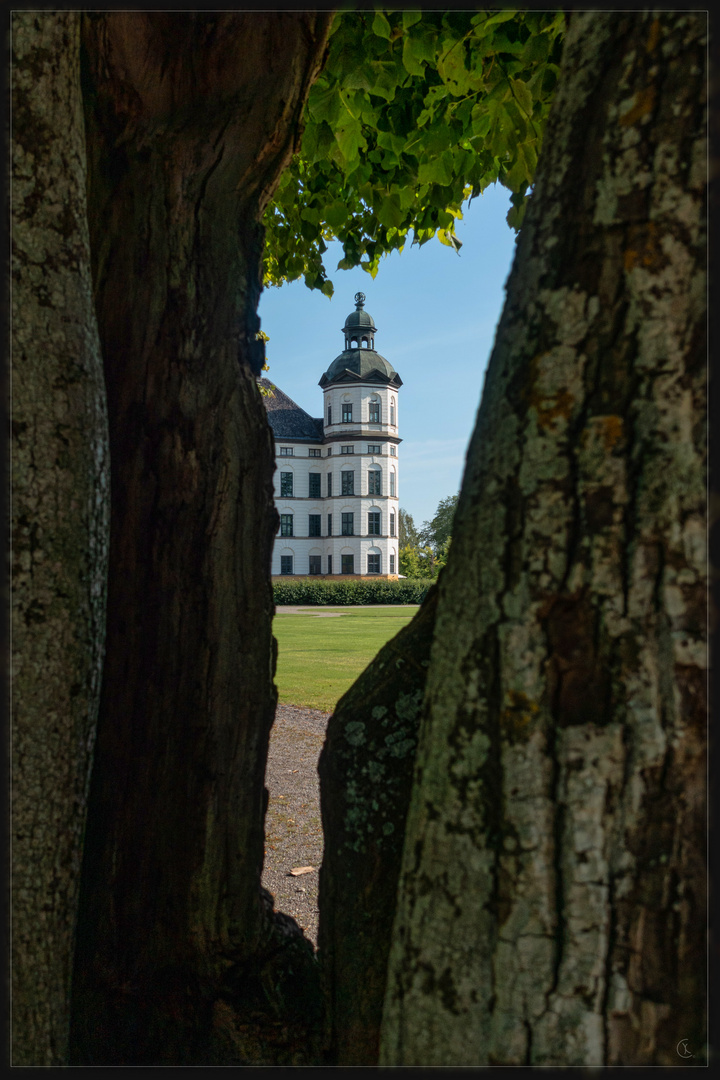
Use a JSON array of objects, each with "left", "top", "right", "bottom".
[{"left": 258, "top": 181, "right": 518, "bottom": 529}]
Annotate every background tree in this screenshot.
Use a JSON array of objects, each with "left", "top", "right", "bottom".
[
  {"left": 418, "top": 493, "right": 458, "bottom": 552},
  {"left": 398, "top": 507, "right": 420, "bottom": 549},
  {"left": 434, "top": 535, "right": 452, "bottom": 573},
  {"left": 398, "top": 543, "right": 434, "bottom": 580}
]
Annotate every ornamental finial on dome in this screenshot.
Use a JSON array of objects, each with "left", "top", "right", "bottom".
[{"left": 354, "top": 291, "right": 366, "bottom": 309}]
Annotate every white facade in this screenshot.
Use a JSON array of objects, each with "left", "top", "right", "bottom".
[{"left": 265, "top": 293, "right": 402, "bottom": 578}]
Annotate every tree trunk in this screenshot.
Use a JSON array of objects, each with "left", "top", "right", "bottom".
[
  {"left": 381, "top": 10, "right": 706, "bottom": 1067},
  {"left": 317, "top": 584, "right": 438, "bottom": 1065},
  {"left": 11, "top": 13, "right": 110, "bottom": 1066},
  {"left": 68, "top": 13, "right": 332, "bottom": 1064}
]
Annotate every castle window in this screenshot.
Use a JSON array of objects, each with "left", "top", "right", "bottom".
[
  {"left": 390, "top": 445, "right": 396, "bottom": 456},
  {"left": 390, "top": 512, "right": 395, "bottom": 537},
  {"left": 309, "top": 448, "right": 321, "bottom": 457},
  {"left": 369, "top": 402, "right": 380, "bottom": 423},
  {"left": 327, "top": 473, "right": 332, "bottom": 497},
  {"left": 342, "top": 513, "right": 354, "bottom": 536},
  {"left": 328, "top": 554, "right": 333, "bottom": 574},
  {"left": 309, "top": 514, "right": 321, "bottom": 537},
  {"left": 327, "top": 514, "right": 332, "bottom": 536},
  {"left": 341, "top": 554, "right": 354, "bottom": 574},
  {"left": 342, "top": 404, "right": 353, "bottom": 423},
  {"left": 367, "top": 554, "right": 381, "bottom": 574},
  {"left": 367, "top": 444, "right": 381, "bottom": 454},
  {"left": 279, "top": 447, "right": 293, "bottom": 456},
  {"left": 309, "top": 555, "right": 321, "bottom": 575},
  {"left": 309, "top": 473, "right": 321, "bottom": 498},
  {"left": 327, "top": 405, "right": 332, "bottom": 425},
  {"left": 368, "top": 469, "right": 381, "bottom": 495},
  {"left": 390, "top": 401, "right": 395, "bottom": 426},
  {"left": 280, "top": 472, "right": 293, "bottom": 497},
  {"left": 390, "top": 470, "right": 396, "bottom": 497},
  {"left": 341, "top": 445, "right": 354, "bottom": 455},
  {"left": 341, "top": 471, "right": 354, "bottom": 496},
  {"left": 280, "top": 555, "right": 293, "bottom": 575},
  {"left": 368, "top": 511, "right": 380, "bottom": 535},
  {"left": 390, "top": 553, "right": 395, "bottom": 574},
  {"left": 327, "top": 447, "right": 332, "bottom": 456},
  {"left": 280, "top": 514, "right": 293, "bottom": 537}
]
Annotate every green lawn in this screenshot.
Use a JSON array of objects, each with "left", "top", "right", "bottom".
[{"left": 273, "top": 606, "right": 418, "bottom": 712}]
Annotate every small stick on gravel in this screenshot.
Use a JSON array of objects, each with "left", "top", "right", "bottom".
[{"left": 262, "top": 704, "right": 331, "bottom": 946}]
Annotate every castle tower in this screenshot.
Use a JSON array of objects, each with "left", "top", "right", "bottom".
[
  {"left": 263, "top": 292, "right": 402, "bottom": 578},
  {"left": 319, "top": 292, "right": 402, "bottom": 578}
]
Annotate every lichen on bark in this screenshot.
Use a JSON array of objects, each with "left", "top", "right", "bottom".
[{"left": 318, "top": 585, "right": 439, "bottom": 1065}]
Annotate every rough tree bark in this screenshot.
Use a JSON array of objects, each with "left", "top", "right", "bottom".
[
  {"left": 65, "top": 12, "right": 332, "bottom": 1065},
  {"left": 381, "top": 11, "right": 706, "bottom": 1067},
  {"left": 11, "top": 13, "right": 110, "bottom": 1066},
  {"left": 317, "top": 584, "right": 438, "bottom": 1065}
]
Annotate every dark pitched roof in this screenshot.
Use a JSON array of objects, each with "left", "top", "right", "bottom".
[{"left": 259, "top": 378, "right": 324, "bottom": 442}]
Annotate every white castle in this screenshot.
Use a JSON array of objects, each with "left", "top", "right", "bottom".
[{"left": 261, "top": 292, "right": 402, "bottom": 579}]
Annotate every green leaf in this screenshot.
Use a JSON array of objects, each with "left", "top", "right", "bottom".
[
  {"left": 334, "top": 114, "right": 366, "bottom": 163},
  {"left": 372, "top": 11, "right": 392, "bottom": 39},
  {"left": 308, "top": 83, "right": 342, "bottom": 125},
  {"left": 417, "top": 153, "right": 452, "bottom": 186},
  {"left": 324, "top": 200, "right": 349, "bottom": 231},
  {"left": 402, "top": 35, "right": 426, "bottom": 77},
  {"left": 506, "top": 198, "right": 527, "bottom": 230},
  {"left": 342, "top": 66, "right": 375, "bottom": 93},
  {"left": 437, "top": 228, "right": 462, "bottom": 252},
  {"left": 376, "top": 128, "right": 407, "bottom": 157},
  {"left": 486, "top": 31, "right": 525, "bottom": 57},
  {"left": 438, "top": 40, "right": 470, "bottom": 93},
  {"left": 509, "top": 76, "right": 533, "bottom": 118},
  {"left": 360, "top": 258, "right": 381, "bottom": 279},
  {"left": 367, "top": 59, "right": 405, "bottom": 101},
  {"left": 522, "top": 30, "right": 550, "bottom": 63},
  {"left": 402, "top": 10, "right": 422, "bottom": 30},
  {"left": 377, "top": 194, "right": 405, "bottom": 229},
  {"left": 470, "top": 103, "right": 492, "bottom": 138},
  {"left": 471, "top": 9, "right": 518, "bottom": 33},
  {"left": 406, "top": 26, "right": 439, "bottom": 65}
]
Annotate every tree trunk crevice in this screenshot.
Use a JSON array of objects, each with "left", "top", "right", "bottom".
[{"left": 68, "top": 12, "right": 333, "bottom": 1064}]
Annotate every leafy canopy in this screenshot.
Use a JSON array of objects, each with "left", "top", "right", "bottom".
[
  {"left": 263, "top": 8, "right": 565, "bottom": 296},
  {"left": 399, "top": 507, "right": 420, "bottom": 548},
  {"left": 399, "top": 497, "right": 457, "bottom": 578},
  {"left": 419, "top": 493, "right": 458, "bottom": 551}
]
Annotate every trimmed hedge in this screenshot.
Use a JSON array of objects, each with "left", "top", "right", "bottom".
[{"left": 273, "top": 578, "right": 434, "bottom": 606}]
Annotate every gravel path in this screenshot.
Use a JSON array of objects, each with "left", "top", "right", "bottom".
[{"left": 262, "top": 704, "right": 331, "bottom": 947}]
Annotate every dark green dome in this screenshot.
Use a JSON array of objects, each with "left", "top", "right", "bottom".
[
  {"left": 322, "top": 348, "right": 398, "bottom": 384},
  {"left": 343, "top": 307, "right": 376, "bottom": 331},
  {"left": 342, "top": 291, "right": 377, "bottom": 334}
]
